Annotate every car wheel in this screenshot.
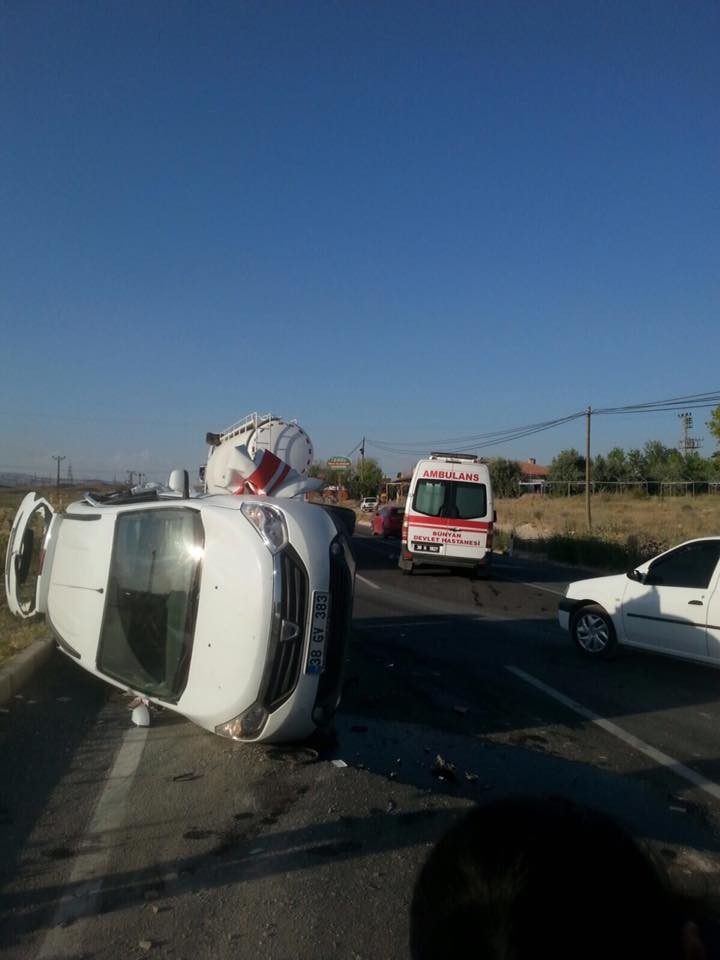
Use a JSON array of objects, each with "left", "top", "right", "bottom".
[
  {"left": 402, "top": 563, "right": 414, "bottom": 576},
  {"left": 570, "top": 604, "right": 617, "bottom": 659}
]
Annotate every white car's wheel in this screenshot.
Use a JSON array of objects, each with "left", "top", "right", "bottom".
[{"left": 571, "top": 604, "right": 617, "bottom": 659}]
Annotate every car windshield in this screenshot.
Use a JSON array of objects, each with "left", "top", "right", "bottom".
[
  {"left": 413, "top": 479, "right": 487, "bottom": 519},
  {"left": 97, "top": 508, "right": 204, "bottom": 702}
]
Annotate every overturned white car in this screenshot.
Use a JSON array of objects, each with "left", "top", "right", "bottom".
[{"left": 5, "top": 416, "right": 355, "bottom": 743}]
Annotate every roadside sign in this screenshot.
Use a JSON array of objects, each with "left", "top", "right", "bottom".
[{"left": 327, "top": 456, "right": 351, "bottom": 470}]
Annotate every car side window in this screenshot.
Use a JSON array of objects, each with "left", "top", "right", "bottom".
[{"left": 646, "top": 541, "right": 720, "bottom": 589}]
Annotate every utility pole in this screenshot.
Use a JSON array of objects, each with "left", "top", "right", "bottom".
[
  {"left": 678, "top": 412, "right": 702, "bottom": 456},
  {"left": 360, "top": 437, "right": 366, "bottom": 486},
  {"left": 585, "top": 407, "right": 592, "bottom": 530},
  {"left": 52, "top": 455, "right": 66, "bottom": 493}
]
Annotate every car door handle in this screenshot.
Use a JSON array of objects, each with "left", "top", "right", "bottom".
[{"left": 688, "top": 600, "right": 703, "bottom": 606}]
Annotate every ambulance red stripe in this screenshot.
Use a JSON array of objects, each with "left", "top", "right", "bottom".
[{"left": 408, "top": 516, "right": 491, "bottom": 531}]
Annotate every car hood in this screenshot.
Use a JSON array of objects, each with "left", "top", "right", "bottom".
[
  {"left": 173, "top": 507, "right": 273, "bottom": 727},
  {"left": 565, "top": 572, "right": 627, "bottom": 600}
]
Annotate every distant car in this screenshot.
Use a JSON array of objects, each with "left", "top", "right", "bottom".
[
  {"left": 372, "top": 505, "right": 404, "bottom": 539},
  {"left": 559, "top": 537, "right": 720, "bottom": 665},
  {"left": 5, "top": 488, "right": 355, "bottom": 742},
  {"left": 360, "top": 497, "right": 378, "bottom": 512}
]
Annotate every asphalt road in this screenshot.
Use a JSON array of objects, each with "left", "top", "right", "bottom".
[{"left": 3, "top": 528, "right": 720, "bottom": 959}]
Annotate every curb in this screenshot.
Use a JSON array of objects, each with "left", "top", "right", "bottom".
[{"left": 0, "top": 638, "right": 55, "bottom": 708}]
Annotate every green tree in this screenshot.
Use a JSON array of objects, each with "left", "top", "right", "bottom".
[
  {"left": 707, "top": 406, "right": 720, "bottom": 450},
  {"left": 346, "top": 457, "right": 383, "bottom": 499},
  {"left": 488, "top": 458, "right": 522, "bottom": 498},
  {"left": 682, "top": 453, "right": 713, "bottom": 482},
  {"left": 643, "top": 441, "right": 683, "bottom": 482},
  {"left": 625, "top": 448, "right": 646, "bottom": 482},
  {"left": 605, "top": 447, "right": 629, "bottom": 482},
  {"left": 548, "top": 449, "right": 585, "bottom": 483}
]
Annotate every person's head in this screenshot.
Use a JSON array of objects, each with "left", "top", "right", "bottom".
[{"left": 410, "top": 796, "right": 707, "bottom": 960}]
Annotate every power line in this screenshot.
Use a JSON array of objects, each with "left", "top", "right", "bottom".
[
  {"left": 366, "top": 389, "right": 720, "bottom": 457},
  {"left": 367, "top": 412, "right": 586, "bottom": 457}
]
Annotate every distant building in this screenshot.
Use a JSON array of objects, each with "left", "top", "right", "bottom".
[
  {"left": 381, "top": 474, "right": 411, "bottom": 502},
  {"left": 518, "top": 458, "right": 549, "bottom": 494}
]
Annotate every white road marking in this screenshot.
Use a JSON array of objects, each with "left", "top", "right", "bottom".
[
  {"left": 356, "top": 574, "right": 381, "bottom": 591},
  {"left": 525, "top": 582, "right": 567, "bottom": 597},
  {"left": 36, "top": 725, "right": 149, "bottom": 958},
  {"left": 506, "top": 665, "right": 720, "bottom": 802}
]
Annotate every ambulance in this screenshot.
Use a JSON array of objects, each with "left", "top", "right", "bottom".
[{"left": 399, "top": 453, "right": 494, "bottom": 576}]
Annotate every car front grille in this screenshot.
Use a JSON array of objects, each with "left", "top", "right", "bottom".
[{"left": 265, "top": 546, "right": 308, "bottom": 710}]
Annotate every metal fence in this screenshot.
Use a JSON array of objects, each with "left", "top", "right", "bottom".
[{"left": 535, "top": 480, "right": 720, "bottom": 497}]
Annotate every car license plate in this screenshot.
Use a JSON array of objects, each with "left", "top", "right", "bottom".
[
  {"left": 306, "top": 591, "right": 329, "bottom": 674},
  {"left": 413, "top": 542, "right": 440, "bottom": 553}
]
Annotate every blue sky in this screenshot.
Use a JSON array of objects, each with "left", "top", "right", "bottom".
[{"left": 1, "top": 0, "right": 718, "bottom": 481}]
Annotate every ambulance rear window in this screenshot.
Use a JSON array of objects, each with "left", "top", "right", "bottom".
[{"left": 413, "top": 480, "right": 487, "bottom": 519}]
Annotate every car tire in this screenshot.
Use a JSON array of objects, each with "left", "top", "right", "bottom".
[
  {"left": 402, "top": 563, "right": 414, "bottom": 576},
  {"left": 570, "top": 604, "right": 618, "bottom": 659}
]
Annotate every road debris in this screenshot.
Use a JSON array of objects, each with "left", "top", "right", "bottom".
[
  {"left": 464, "top": 771, "right": 479, "bottom": 783},
  {"left": 331, "top": 759, "right": 348, "bottom": 768},
  {"left": 132, "top": 703, "right": 150, "bottom": 727},
  {"left": 138, "top": 940, "right": 153, "bottom": 951},
  {"left": 431, "top": 755, "right": 457, "bottom": 782}
]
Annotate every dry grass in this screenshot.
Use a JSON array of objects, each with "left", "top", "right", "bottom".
[{"left": 496, "top": 493, "right": 720, "bottom": 546}]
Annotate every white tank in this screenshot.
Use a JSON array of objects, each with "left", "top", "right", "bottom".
[{"left": 203, "top": 413, "right": 315, "bottom": 494}]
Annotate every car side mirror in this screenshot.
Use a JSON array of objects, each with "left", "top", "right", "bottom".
[
  {"left": 493, "top": 509, "right": 497, "bottom": 523},
  {"left": 169, "top": 469, "right": 190, "bottom": 497},
  {"left": 627, "top": 568, "right": 645, "bottom": 583}
]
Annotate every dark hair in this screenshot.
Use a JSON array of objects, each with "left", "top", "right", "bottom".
[{"left": 410, "top": 796, "right": 692, "bottom": 960}]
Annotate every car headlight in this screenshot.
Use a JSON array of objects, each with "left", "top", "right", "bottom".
[
  {"left": 240, "top": 503, "right": 288, "bottom": 554},
  {"left": 215, "top": 702, "right": 269, "bottom": 740}
]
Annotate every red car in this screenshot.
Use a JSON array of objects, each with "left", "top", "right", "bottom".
[{"left": 372, "top": 505, "right": 404, "bottom": 538}]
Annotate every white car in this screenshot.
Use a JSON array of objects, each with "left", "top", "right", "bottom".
[
  {"left": 5, "top": 487, "right": 355, "bottom": 742},
  {"left": 359, "top": 498, "right": 378, "bottom": 513},
  {"left": 559, "top": 537, "right": 720, "bottom": 665}
]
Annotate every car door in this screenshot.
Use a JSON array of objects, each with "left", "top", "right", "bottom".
[
  {"left": 703, "top": 555, "right": 720, "bottom": 661},
  {"left": 4, "top": 492, "right": 55, "bottom": 619},
  {"left": 622, "top": 540, "right": 720, "bottom": 658}
]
